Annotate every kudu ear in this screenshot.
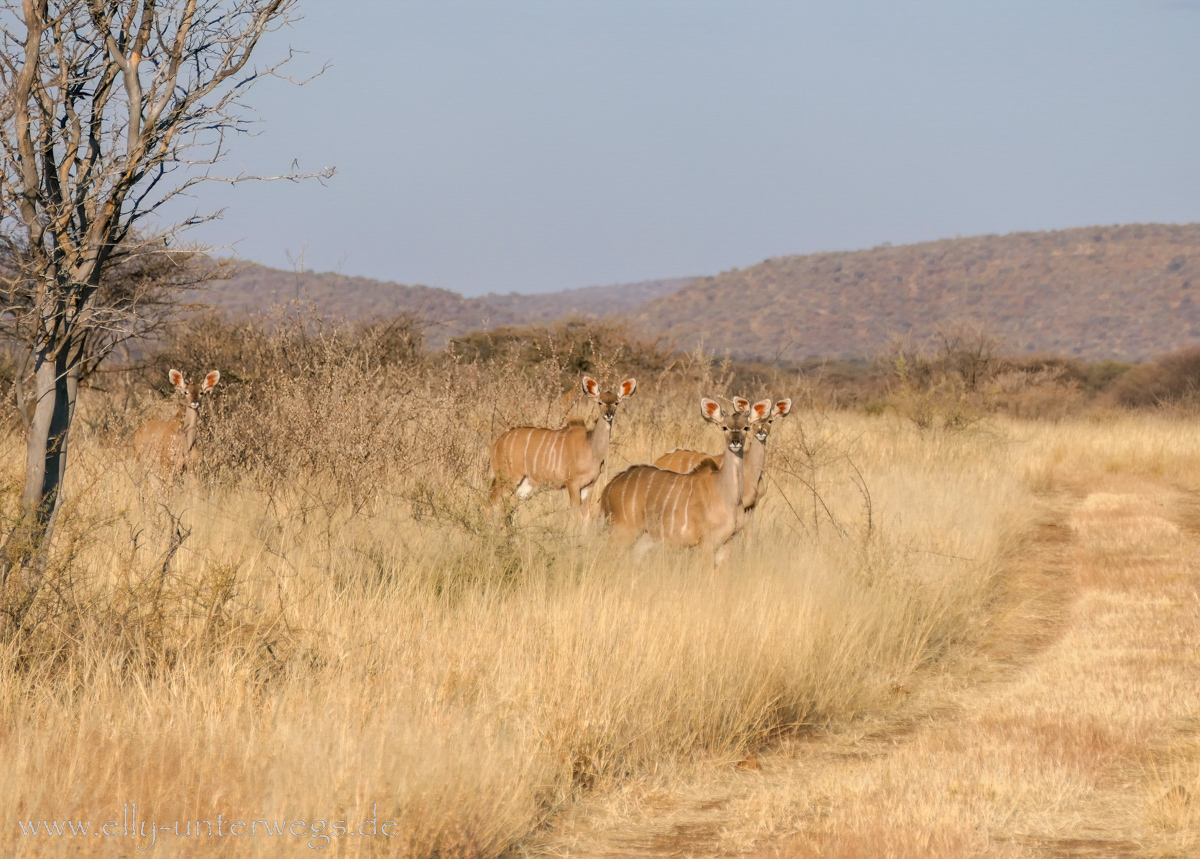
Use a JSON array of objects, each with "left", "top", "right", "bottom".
[
  {"left": 581, "top": 376, "right": 600, "bottom": 400},
  {"left": 773, "top": 398, "right": 793, "bottom": 418},
  {"left": 169, "top": 369, "right": 186, "bottom": 392},
  {"left": 732, "top": 397, "right": 751, "bottom": 414},
  {"left": 202, "top": 370, "right": 221, "bottom": 393},
  {"left": 617, "top": 378, "right": 637, "bottom": 400},
  {"left": 700, "top": 398, "right": 724, "bottom": 423},
  {"left": 750, "top": 399, "right": 773, "bottom": 422}
]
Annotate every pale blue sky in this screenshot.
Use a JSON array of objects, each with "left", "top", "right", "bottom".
[{"left": 178, "top": 0, "right": 1200, "bottom": 296}]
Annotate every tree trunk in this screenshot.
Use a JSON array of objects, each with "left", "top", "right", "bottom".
[{"left": 3, "top": 334, "right": 79, "bottom": 626}]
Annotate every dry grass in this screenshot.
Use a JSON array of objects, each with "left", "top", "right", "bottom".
[
  {"left": 755, "top": 467, "right": 1200, "bottom": 859},
  {"left": 536, "top": 418, "right": 1200, "bottom": 859},
  {"left": 4, "top": 320, "right": 1198, "bottom": 856}
]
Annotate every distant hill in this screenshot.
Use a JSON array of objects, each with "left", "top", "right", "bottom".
[
  {"left": 478, "top": 278, "right": 693, "bottom": 324},
  {"left": 205, "top": 265, "right": 690, "bottom": 346},
  {"left": 634, "top": 223, "right": 1200, "bottom": 362},
  {"left": 207, "top": 224, "right": 1200, "bottom": 362}
]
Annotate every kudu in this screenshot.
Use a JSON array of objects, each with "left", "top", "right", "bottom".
[
  {"left": 654, "top": 397, "right": 792, "bottom": 518},
  {"left": 601, "top": 398, "right": 763, "bottom": 562},
  {"left": 134, "top": 369, "right": 220, "bottom": 471},
  {"left": 489, "top": 376, "right": 636, "bottom": 513}
]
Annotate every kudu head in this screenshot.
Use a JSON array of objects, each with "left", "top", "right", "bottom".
[
  {"left": 582, "top": 376, "right": 636, "bottom": 424},
  {"left": 700, "top": 398, "right": 751, "bottom": 455},
  {"left": 747, "top": 398, "right": 792, "bottom": 444},
  {"left": 169, "top": 369, "right": 220, "bottom": 412}
]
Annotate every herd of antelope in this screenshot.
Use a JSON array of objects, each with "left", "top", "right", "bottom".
[
  {"left": 136, "top": 369, "right": 789, "bottom": 561},
  {"left": 489, "top": 375, "right": 791, "bottom": 561}
]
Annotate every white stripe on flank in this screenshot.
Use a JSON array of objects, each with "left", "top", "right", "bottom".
[
  {"left": 622, "top": 470, "right": 636, "bottom": 525},
  {"left": 631, "top": 469, "right": 647, "bottom": 533},
  {"left": 533, "top": 431, "right": 547, "bottom": 483},
  {"left": 642, "top": 470, "right": 655, "bottom": 536},
  {"left": 612, "top": 471, "right": 628, "bottom": 525},
  {"left": 655, "top": 472, "right": 671, "bottom": 540},
  {"left": 666, "top": 474, "right": 683, "bottom": 540},
  {"left": 680, "top": 479, "right": 691, "bottom": 542},
  {"left": 540, "top": 432, "right": 550, "bottom": 482},
  {"left": 560, "top": 432, "right": 570, "bottom": 485},
  {"left": 662, "top": 473, "right": 677, "bottom": 540}
]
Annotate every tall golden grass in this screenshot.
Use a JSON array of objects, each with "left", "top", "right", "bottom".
[
  {"left": 727, "top": 418, "right": 1200, "bottom": 859},
  {"left": 6, "top": 313, "right": 1190, "bottom": 857}
]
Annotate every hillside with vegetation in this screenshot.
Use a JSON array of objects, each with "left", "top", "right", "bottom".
[
  {"left": 634, "top": 223, "right": 1200, "bottom": 361},
  {"left": 206, "top": 264, "right": 689, "bottom": 346},
  {"left": 210, "top": 224, "right": 1200, "bottom": 363}
]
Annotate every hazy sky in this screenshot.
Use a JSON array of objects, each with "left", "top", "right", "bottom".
[{"left": 176, "top": 0, "right": 1200, "bottom": 296}]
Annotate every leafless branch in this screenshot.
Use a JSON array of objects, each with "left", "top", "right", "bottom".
[{"left": 0, "top": 0, "right": 325, "bottom": 621}]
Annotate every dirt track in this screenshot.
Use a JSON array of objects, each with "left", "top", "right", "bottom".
[{"left": 534, "top": 476, "right": 1200, "bottom": 858}]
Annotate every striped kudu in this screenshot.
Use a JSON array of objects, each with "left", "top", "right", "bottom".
[
  {"left": 601, "top": 397, "right": 763, "bottom": 561},
  {"left": 134, "top": 369, "right": 220, "bottom": 472},
  {"left": 489, "top": 376, "right": 637, "bottom": 513},
  {"left": 654, "top": 397, "right": 792, "bottom": 519}
]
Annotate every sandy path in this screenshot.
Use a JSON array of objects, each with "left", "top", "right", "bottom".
[{"left": 532, "top": 475, "right": 1200, "bottom": 858}]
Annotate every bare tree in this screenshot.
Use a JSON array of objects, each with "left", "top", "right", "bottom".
[
  {"left": 0, "top": 0, "right": 331, "bottom": 622},
  {"left": 885, "top": 324, "right": 1004, "bottom": 394},
  {"left": 935, "top": 323, "right": 1003, "bottom": 392},
  {"left": 4, "top": 241, "right": 229, "bottom": 427}
]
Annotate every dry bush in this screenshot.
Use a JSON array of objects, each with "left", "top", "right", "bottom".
[
  {"left": 877, "top": 332, "right": 1127, "bottom": 424},
  {"left": 786, "top": 351, "right": 1132, "bottom": 421},
  {"left": 145, "top": 304, "right": 425, "bottom": 385},
  {"left": 1082, "top": 358, "right": 1135, "bottom": 393},
  {"left": 1111, "top": 346, "right": 1200, "bottom": 408},
  {"left": 878, "top": 327, "right": 1000, "bottom": 429},
  {"left": 984, "top": 363, "right": 1087, "bottom": 420},
  {"left": 791, "top": 358, "right": 889, "bottom": 411},
  {"left": 449, "top": 317, "right": 676, "bottom": 381}
]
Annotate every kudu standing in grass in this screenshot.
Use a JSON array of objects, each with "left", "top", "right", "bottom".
[
  {"left": 601, "top": 398, "right": 764, "bottom": 562},
  {"left": 489, "top": 376, "right": 636, "bottom": 514},
  {"left": 135, "top": 369, "right": 220, "bottom": 472},
  {"left": 654, "top": 397, "right": 792, "bottom": 520}
]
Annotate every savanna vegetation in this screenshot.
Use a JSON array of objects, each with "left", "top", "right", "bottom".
[
  {"left": 2, "top": 311, "right": 1198, "bottom": 856},
  {"left": 9, "top": 1, "right": 1193, "bottom": 856}
]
